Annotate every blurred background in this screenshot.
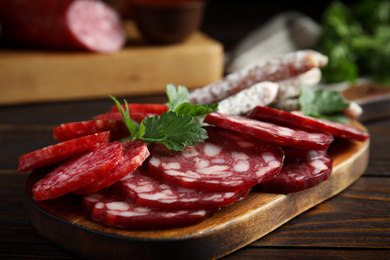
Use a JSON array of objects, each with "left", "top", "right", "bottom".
[{"left": 2, "top": 0, "right": 388, "bottom": 105}]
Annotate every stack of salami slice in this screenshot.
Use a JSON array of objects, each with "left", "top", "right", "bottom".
[{"left": 18, "top": 50, "right": 370, "bottom": 230}]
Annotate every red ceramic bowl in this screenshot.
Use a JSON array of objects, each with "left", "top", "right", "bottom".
[{"left": 130, "top": 0, "right": 206, "bottom": 44}]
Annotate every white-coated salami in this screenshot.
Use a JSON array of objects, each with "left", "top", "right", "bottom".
[
  {"left": 112, "top": 166, "right": 251, "bottom": 210},
  {"left": 273, "top": 67, "right": 321, "bottom": 104},
  {"left": 146, "top": 126, "right": 284, "bottom": 192},
  {"left": 32, "top": 142, "right": 123, "bottom": 201},
  {"left": 82, "top": 189, "right": 212, "bottom": 230},
  {"left": 188, "top": 50, "right": 328, "bottom": 105},
  {"left": 217, "top": 81, "right": 279, "bottom": 116}
]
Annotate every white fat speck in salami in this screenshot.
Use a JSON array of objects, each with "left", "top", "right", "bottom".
[
  {"left": 255, "top": 147, "right": 333, "bottom": 194},
  {"left": 32, "top": 142, "right": 123, "bottom": 201},
  {"left": 82, "top": 189, "right": 213, "bottom": 230},
  {"left": 112, "top": 167, "right": 250, "bottom": 210},
  {"left": 205, "top": 112, "right": 334, "bottom": 150},
  {"left": 146, "top": 126, "right": 283, "bottom": 191}
]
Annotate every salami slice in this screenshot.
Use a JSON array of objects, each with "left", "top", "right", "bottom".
[
  {"left": 94, "top": 111, "right": 157, "bottom": 124},
  {"left": 0, "top": 0, "right": 125, "bottom": 53},
  {"left": 188, "top": 50, "right": 328, "bottom": 105},
  {"left": 53, "top": 119, "right": 129, "bottom": 141},
  {"left": 32, "top": 142, "right": 122, "bottom": 201},
  {"left": 112, "top": 166, "right": 251, "bottom": 210},
  {"left": 204, "top": 112, "right": 334, "bottom": 150},
  {"left": 256, "top": 147, "right": 333, "bottom": 194},
  {"left": 18, "top": 131, "right": 110, "bottom": 173},
  {"left": 247, "top": 106, "right": 369, "bottom": 142},
  {"left": 146, "top": 126, "right": 284, "bottom": 191},
  {"left": 82, "top": 189, "right": 212, "bottom": 230},
  {"left": 73, "top": 140, "right": 150, "bottom": 195},
  {"left": 109, "top": 103, "right": 168, "bottom": 115}
]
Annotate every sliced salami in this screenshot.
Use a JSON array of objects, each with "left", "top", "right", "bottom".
[
  {"left": 112, "top": 166, "right": 251, "bottom": 210},
  {"left": 146, "top": 126, "right": 284, "bottom": 192},
  {"left": 82, "top": 189, "right": 212, "bottom": 230},
  {"left": 32, "top": 142, "right": 122, "bottom": 201},
  {"left": 247, "top": 106, "right": 369, "bottom": 142},
  {"left": 18, "top": 131, "right": 110, "bottom": 173},
  {"left": 188, "top": 50, "right": 328, "bottom": 105},
  {"left": 94, "top": 111, "right": 156, "bottom": 124},
  {"left": 256, "top": 147, "right": 333, "bottom": 194},
  {"left": 109, "top": 103, "right": 168, "bottom": 115},
  {"left": 0, "top": 0, "right": 125, "bottom": 53},
  {"left": 73, "top": 140, "right": 150, "bottom": 195},
  {"left": 53, "top": 119, "right": 129, "bottom": 141},
  {"left": 205, "top": 112, "right": 334, "bottom": 150}
]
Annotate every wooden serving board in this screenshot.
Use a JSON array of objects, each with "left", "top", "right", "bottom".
[
  {"left": 25, "top": 124, "right": 369, "bottom": 260},
  {"left": 0, "top": 21, "right": 223, "bottom": 105}
]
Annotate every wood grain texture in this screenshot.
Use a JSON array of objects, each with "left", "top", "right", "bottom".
[
  {"left": 0, "top": 21, "right": 223, "bottom": 105},
  {"left": 24, "top": 126, "right": 369, "bottom": 260}
]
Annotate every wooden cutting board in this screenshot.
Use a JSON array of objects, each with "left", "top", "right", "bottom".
[
  {"left": 24, "top": 123, "right": 369, "bottom": 260},
  {"left": 0, "top": 21, "right": 223, "bottom": 105}
]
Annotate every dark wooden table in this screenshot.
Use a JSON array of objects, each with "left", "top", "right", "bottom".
[{"left": 0, "top": 92, "right": 389, "bottom": 260}]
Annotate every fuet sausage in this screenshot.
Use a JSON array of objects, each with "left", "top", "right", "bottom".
[{"left": 188, "top": 50, "right": 328, "bottom": 105}]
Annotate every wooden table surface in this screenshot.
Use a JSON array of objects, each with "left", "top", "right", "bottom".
[{"left": 0, "top": 92, "right": 389, "bottom": 260}]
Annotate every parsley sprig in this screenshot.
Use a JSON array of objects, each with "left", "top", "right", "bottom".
[
  {"left": 299, "top": 84, "right": 350, "bottom": 123},
  {"left": 110, "top": 84, "right": 217, "bottom": 151}
]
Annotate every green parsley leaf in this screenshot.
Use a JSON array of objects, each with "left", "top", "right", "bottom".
[
  {"left": 166, "top": 84, "right": 190, "bottom": 112},
  {"left": 316, "top": 0, "right": 390, "bottom": 84},
  {"left": 109, "top": 95, "right": 138, "bottom": 139},
  {"left": 139, "top": 111, "right": 208, "bottom": 151},
  {"left": 166, "top": 84, "right": 218, "bottom": 122},
  {"left": 109, "top": 84, "right": 213, "bottom": 151},
  {"left": 299, "top": 84, "right": 350, "bottom": 123}
]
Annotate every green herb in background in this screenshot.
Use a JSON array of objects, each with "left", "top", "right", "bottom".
[
  {"left": 316, "top": 0, "right": 390, "bottom": 84},
  {"left": 299, "top": 84, "right": 350, "bottom": 123}
]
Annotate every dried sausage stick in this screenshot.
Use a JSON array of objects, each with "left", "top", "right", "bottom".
[
  {"left": 188, "top": 50, "right": 328, "bottom": 105},
  {"left": 273, "top": 67, "right": 321, "bottom": 103},
  {"left": 217, "top": 81, "right": 279, "bottom": 116}
]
